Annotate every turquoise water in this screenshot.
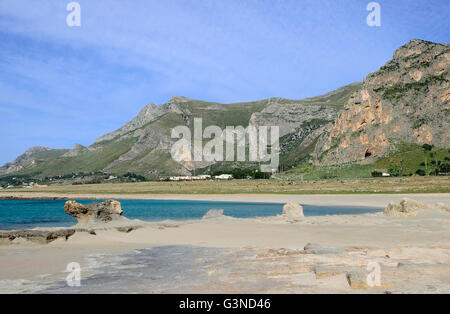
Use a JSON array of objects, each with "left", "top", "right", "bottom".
[{"left": 0, "top": 199, "right": 381, "bottom": 230}]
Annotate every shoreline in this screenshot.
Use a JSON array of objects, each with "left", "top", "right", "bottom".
[{"left": 1, "top": 192, "right": 449, "bottom": 208}]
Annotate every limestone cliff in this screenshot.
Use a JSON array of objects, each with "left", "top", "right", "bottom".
[{"left": 316, "top": 39, "right": 449, "bottom": 165}]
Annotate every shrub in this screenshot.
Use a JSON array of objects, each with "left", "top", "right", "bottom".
[
  {"left": 415, "top": 169, "right": 426, "bottom": 176},
  {"left": 371, "top": 171, "right": 383, "bottom": 177},
  {"left": 388, "top": 166, "right": 401, "bottom": 177}
]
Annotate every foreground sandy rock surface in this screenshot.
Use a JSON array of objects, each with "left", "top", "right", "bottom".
[{"left": 0, "top": 197, "right": 449, "bottom": 293}]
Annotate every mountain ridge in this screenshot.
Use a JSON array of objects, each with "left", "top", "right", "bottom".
[{"left": 1, "top": 39, "right": 448, "bottom": 181}]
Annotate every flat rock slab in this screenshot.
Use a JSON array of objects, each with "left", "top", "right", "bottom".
[{"left": 0, "top": 229, "right": 76, "bottom": 244}]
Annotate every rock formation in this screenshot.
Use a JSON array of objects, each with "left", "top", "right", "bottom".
[
  {"left": 346, "top": 271, "right": 373, "bottom": 289},
  {"left": 0, "top": 229, "right": 75, "bottom": 245},
  {"left": 317, "top": 39, "right": 449, "bottom": 164},
  {"left": 0, "top": 146, "right": 69, "bottom": 175},
  {"left": 282, "top": 203, "right": 304, "bottom": 221},
  {"left": 202, "top": 209, "right": 225, "bottom": 219},
  {"left": 435, "top": 202, "right": 450, "bottom": 212},
  {"left": 64, "top": 200, "right": 124, "bottom": 227},
  {"left": 0, "top": 200, "right": 145, "bottom": 245},
  {"left": 303, "top": 243, "right": 343, "bottom": 255},
  {"left": 62, "top": 144, "right": 87, "bottom": 157},
  {"left": 384, "top": 198, "right": 431, "bottom": 217}
]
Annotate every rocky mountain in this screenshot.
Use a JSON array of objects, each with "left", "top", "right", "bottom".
[
  {"left": 0, "top": 146, "right": 69, "bottom": 175},
  {"left": 0, "top": 84, "right": 359, "bottom": 179},
  {"left": 315, "top": 39, "right": 449, "bottom": 165},
  {"left": 1, "top": 39, "right": 448, "bottom": 181}
]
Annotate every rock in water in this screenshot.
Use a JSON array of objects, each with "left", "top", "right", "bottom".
[
  {"left": 202, "top": 209, "right": 225, "bottom": 220},
  {"left": 64, "top": 200, "right": 124, "bottom": 226},
  {"left": 282, "top": 203, "right": 304, "bottom": 221},
  {"left": 384, "top": 198, "right": 431, "bottom": 217}
]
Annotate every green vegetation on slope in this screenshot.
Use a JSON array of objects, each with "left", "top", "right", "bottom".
[
  {"left": 291, "top": 83, "right": 362, "bottom": 107},
  {"left": 28, "top": 149, "right": 70, "bottom": 160},
  {"left": 375, "top": 72, "right": 449, "bottom": 101},
  {"left": 278, "top": 143, "right": 450, "bottom": 181},
  {"left": 277, "top": 162, "right": 377, "bottom": 180},
  {"left": 183, "top": 99, "right": 269, "bottom": 129},
  {"left": 9, "top": 137, "right": 138, "bottom": 178},
  {"left": 376, "top": 143, "right": 450, "bottom": 176}
]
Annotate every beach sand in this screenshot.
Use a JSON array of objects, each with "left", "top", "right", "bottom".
[
  {"left": 0, "top": 194, "right": 449, "bottom": 293},
  {"left": 1, "top": 191, "right": 450, "bottom": 206}
]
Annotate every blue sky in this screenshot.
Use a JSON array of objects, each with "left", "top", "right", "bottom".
[{"left": 0, "top": 0, "right": 449, "bottom": 165}]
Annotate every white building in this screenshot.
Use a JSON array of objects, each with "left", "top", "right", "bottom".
[
  {"left": 169, "top": 176, "right": 190, "bottom": 181},
  {"left": 170, "top": 175, "right": 212, "bottom": 181},
  {"left": 214, "top": 174, "right": 233, "bottom": 180}
]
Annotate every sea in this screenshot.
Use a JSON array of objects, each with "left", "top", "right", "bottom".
[{"left": 0, "top": 199, "right": 382, "bottom": 230}]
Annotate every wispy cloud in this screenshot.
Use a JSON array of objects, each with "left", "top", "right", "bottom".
[{"left": 0, "top": 0, "right": 448, "bottom": 164}]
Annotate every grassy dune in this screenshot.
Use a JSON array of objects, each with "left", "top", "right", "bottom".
[{"left": 1, "top": 177, "right": 449, "bottom": 196}]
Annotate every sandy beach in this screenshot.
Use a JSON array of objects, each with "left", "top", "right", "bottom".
[
  {"left": 0, "top": 193, "right": 449, "bottom": 293},
  {"left": 1, "top": 191, "right": 450, "bottom": 207}
]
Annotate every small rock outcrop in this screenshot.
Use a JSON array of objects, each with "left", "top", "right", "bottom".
[
  {"left": 202, "top": 209, "right": 225, "bottom": 220},
  {"left": 116, "top": 226, "right": 139, "bottom": 233},
  {"left": 0, "top": 229, "right": 75, "bottom": 245},
  {"left": 346, "top": 271, "right": 372, "bottom": 289},
  {"left": 314, "top": 265, "right": 345, "bottom": 279},
  {"left": 384, "top": 198, "right": 431, "bottom": 217},
  {"left": 62, "top": 144, "right": 87, "bottom": 157},
  {"left": 303, "top": 243, "right": 344, "bottom": 255},
  {"left": 282, "top": 203, "right": 304, "bottom": 221},
  {"left": 64, "top": 200, "right": 124, "bottom": 227},
  {"left": 435, "top": 202, "right": 450, "bottom": 212}
]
